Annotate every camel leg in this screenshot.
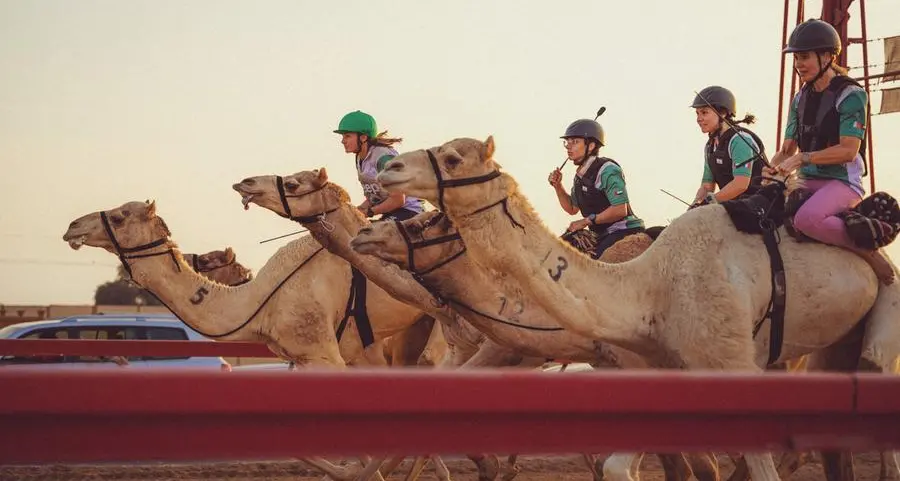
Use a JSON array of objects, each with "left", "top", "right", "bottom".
[
  {"left": 683, "top": 452, "right": 720, "bottom": 481},
  {"left": 418, "top": 318, "right": 448, "bottom": 366},
  {"left": 658, "top": 453, "right": 690, "bottom": 481},
  {"left": 300, "top": 457, "right": 358, "bottom": 481},
  {"left": 467, "top": 453, "right": 501, "bottom": 481},
  {"left": 401, "top": 456, "right": 431, "bottom": 481},
  {"left": 351, "top": 456, "right": 388, "bottom": 481},
  {"left": 581, "top": 453, "right": 602, "bottom": 481},
  {"left": 500, "top": 454, "right": 520, "bottom": 481},
  {"left": 603, "top": 452, "right": 643, "bottom": 481},
  {"left": 881, "top": 451, "right": 900, "bottom": 481},
  {"left": 432, "top": 455, "right": 452, "bottom": 481},
  {"left": 378, "top": 455, "right": 408, "bottom": 478}
]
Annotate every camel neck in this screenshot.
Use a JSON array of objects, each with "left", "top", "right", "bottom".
[
  {"left": 306, "top": 205, "right": 453, "bottom": 321},
  {"left": 445, "top": 176, "right": 655, "bottom": 354}
]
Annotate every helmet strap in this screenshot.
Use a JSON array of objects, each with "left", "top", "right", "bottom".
[{"left": 807, "top": 52, "right": 835, "bottom": 89}]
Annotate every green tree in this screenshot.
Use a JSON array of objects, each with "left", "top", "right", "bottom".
[{"left": 93, "top": 266, "right": 161, "bottom": 306}]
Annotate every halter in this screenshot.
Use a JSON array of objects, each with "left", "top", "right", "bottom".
[
  {"left": 393, "top": 213, "right": 563, "bottom": 332},
  {"left": 275, "top": 176, "right": 338, "bottom": 230},
  {"left": 424, "top": 149, "right": 523, "bottom": 230},
  {"left": 99, "top": 211, "right": 180, "bottom": 283},
  {"left": 99, "top": 208, "right": 324, "bottom": 338},
  {"left": 395, "top": 213, "right": 467, "bottom": 278}
]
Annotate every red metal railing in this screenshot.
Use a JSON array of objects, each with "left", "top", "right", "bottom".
[{"left": 1, "top": 368, "right": 899, "bottom": 464}]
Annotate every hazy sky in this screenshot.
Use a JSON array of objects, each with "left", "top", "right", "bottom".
[{"left": 2, "top": 0, "right": 899, "bottom": 305}]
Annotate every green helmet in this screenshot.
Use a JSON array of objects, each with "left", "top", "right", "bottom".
[
  {"left": 334, "top": 110, "right": 378, "bottom": 139},
  {"left": 783, "top": 19, "right": 841, "bottom": 56},
  {"left": 691, "top": 86, "right": 736, "bottom": 117}
]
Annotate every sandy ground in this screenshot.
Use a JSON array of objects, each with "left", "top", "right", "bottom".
[{"left": 0, "top": 452, "right": 891, "bottom": 481}]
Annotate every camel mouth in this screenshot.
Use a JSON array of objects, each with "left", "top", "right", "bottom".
[
  {"left": 66, "top": 235, "right": 87, "bottom": 250},
  {"left": 377, "top": 175, "right": 410, "bottom": 191},
  {"left": 241, "top": 194, "right": 255, "bottom": 211}
]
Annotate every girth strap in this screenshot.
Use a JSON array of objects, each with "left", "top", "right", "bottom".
[
  {"left": 755, "top": 227, "right": 787, "bottom": 366},
  {"left": 335, "top": 266, "right": 376, "bottom": 348}
]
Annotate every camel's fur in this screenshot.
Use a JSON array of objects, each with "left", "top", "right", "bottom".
[
  {"left": 350, "top": 209, "right": 722, "bottom": 481},
  {"left": 61, "top": 200, "right": 464, "bottom": 481},
  {"left": 234, "top": 170, "right": 556, "bottom": 481},
  {"left": 374, "top": 136, "right": 900, "bottom": 481}
]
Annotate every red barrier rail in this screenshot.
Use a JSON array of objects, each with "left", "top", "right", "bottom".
[
  {"left": 0, "top": 339, "right": 277, "bottom": 358},
  {"left": 1, "top": 369, "right": 899, "bottom": 464}
]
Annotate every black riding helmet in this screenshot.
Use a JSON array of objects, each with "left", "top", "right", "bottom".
[
  {"left": 691, "top": 86, "right": 736, "bottom": 117},
  {"left": 561, "top": 119, "right": 605, "bottom": 147},
  {"left": 783, "top": 19, "right": 841, "bottom": 55}
]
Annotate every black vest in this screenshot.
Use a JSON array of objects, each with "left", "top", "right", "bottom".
[
  {"left": 573, "top": 157, "right": 635, "bottom": 235},
  {"left": 704, "top": 126, "right": 766, "bottom": 193},
  {"left": 796, "top": 75, "right": 868, "bottom": 160}
]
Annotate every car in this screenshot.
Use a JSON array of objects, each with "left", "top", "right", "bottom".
[{"left": 0, "top": 313, "right": 232, "bottom": 370}]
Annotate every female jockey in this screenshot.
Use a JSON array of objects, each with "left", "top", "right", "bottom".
[
  {"left": 547, "top": 118, "right": 645, "bottom": 258},
  {"left": 690, "top": 86, "right": 767, "bottom": 205},
  {"left": 766, "top": 19, "right": 894, "bottom": 284},
  {"left": 334, "top": 110, "right": 424, "bottom": 222}
]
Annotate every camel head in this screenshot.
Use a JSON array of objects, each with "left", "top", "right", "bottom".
[
  {"left": 183, "top": 247, "right": 254, "bottom": 286},
  {"left": 63, "top": 200, "right": 172, "bottom": 255},
  {"left": 232, "top": 168, "right": 346, "bottom": 220},
  {"left": 376, "top": 136, "right": 503, "bottom": 213},
  {"left": 350, "top": 210, "right": 463, "bottom": 274}
]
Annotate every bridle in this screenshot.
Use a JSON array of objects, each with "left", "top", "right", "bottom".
[
  {"left": 394, "top": 212, "right": 467, "bottom": 279},
  {"left": 393, "top": 212, "right": 563, "bottom": 332},
  {"left": 98, "top": 208, "right": 324, "bottom": 338},
  {"left": 424, "top": 149, "right": 523, "bottom": 230},
  {"left": 100, "top": 211, "right": 180, "bottom": 283},
  {"left": 275, "top": 176, "right": 337, "bottom": 230}
]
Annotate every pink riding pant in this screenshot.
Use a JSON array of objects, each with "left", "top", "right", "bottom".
[{"left": 792, "top": 178, "right": 862, "bottom": 249}]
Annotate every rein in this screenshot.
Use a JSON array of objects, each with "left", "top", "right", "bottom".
[{"left": 100, "top": 209, "right": 325, "bottom": 338}]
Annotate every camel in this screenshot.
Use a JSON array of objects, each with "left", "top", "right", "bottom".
[
  {"left": 182, "top": 247, "right": 254, "bottom": 286},
  {"left": 373, "top": 136, "right": 900, "bottom": 481},
  {"left": 61, "top": 199, "right": 463, "bottom": 481},
  {"left": 234, "top": 170, "right": 718, "bottom": 481},
  {"left": 348, "top": 208, "right": 727, "bottom": 481},
  {"left": 181, "top": 246, "right": 439, "bottom": 369},
  {"left": 233, "top": 171, "right": 559, "bottom": 481}
]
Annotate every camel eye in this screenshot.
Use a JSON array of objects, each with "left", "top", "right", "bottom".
[
  {"left": 284, "top": 180, "right": 300, "bottom": 192},
  {"left": 445, "top": 156, "right": 462, "bottom": 169},
  {"left": 122, "top": 210, "right": 131, "bottom": 217}
]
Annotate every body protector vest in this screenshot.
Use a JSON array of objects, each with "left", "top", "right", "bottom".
[
  {"left": 796, "top": 75, "right": 868, "bottom": 168},
  {"left": 704, "top": 126, "right": 767, "bottom": 193},
  {"left": 573, "top": 157, "right": 636, "bottom": 235}
]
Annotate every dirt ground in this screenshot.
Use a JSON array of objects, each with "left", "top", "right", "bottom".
[{"left": 0, "top": 452, "right": 890, "bottom": 481}]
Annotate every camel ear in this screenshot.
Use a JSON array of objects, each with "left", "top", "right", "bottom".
[
  {"left": 317, "top": 167, "right": 328, "bottom": 184},
  {"left": 483, "top": 135, "right": 495, "bottom": 160},
  {"left": 224, "top": 246, "right": 235, "bottom": 260},
  {"left": 145, "top": 200, "right": 157, "bottom": 218}
]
